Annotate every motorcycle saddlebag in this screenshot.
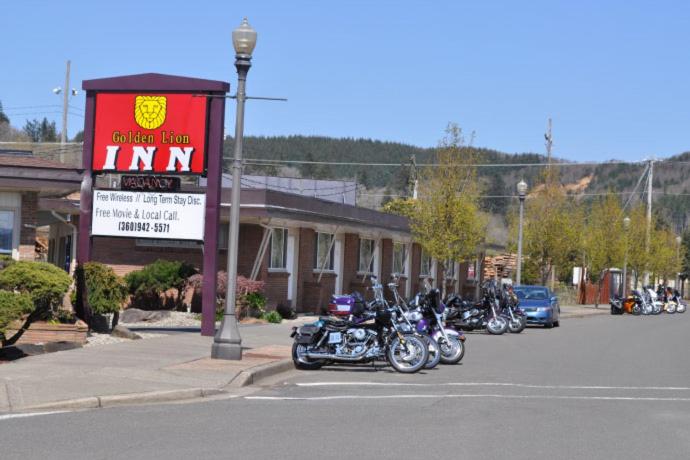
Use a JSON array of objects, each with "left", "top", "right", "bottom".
[{"left": 295, "top": 325, "right": 321, "bottom": 344}]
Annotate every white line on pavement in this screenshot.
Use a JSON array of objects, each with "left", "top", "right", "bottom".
[
  {"left": 294, "top": 382, "right": 690, "bottom": 391},
  {"left": 0, "top": 411, "right": 67, "bottom": 421},
  {"left": 246, "top": 394, "right": 690, "bottom": 402}
]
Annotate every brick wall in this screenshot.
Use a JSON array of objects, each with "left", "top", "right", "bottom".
[{"left": 18, "top": 192, "right": 38, "bottom": 260}]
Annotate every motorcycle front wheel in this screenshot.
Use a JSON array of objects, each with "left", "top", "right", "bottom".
[
  {"left": 424, "top": 336, "right": 442, "bottom": 369},
  {"left": 666, "top": 303, "right": 677, "bottom": 314},
  {"left": 507, "top": 316, "right": 527, "bottom": 333},
  {"left": 438, "top": 335, "right": 465, "bottom": 364},
  {"left": 677, "top": 303, "right": 686, "bottom": 313},
  {"left": 388, "top": 335, "right": 429, "bottom": 373},
  {"left": 486, "top": 316, "right": 508, "bottom": 335}
]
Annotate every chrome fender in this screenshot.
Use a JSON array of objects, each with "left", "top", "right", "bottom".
[{"left": 432, "top": 328, "right": 463, "bottom": 343}]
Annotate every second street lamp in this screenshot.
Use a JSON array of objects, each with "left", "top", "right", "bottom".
[
  {"left": 516, "top": 180, "right": 528, "bottom": 285},
  {"left": 623, "top": 216, "right": 630, "bottom": 297},
  {"left": 212, "top": 18, "right": 257, "bottom": 360}
]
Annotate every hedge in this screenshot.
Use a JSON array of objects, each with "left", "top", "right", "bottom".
[{"left": 0, "top": 261, "right": 71, "bottom": 312}]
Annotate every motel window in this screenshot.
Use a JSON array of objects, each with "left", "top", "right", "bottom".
[
  {"left": 392, "top": 242, "right": 407, "bottom": 276},
  {"left": 358, "top": 238, "right": 375, "bottom": 273},
  {"left": 420, "top": 249, "right": 432, "bottom": 277},
  {"left": 0, "top": 210, "right": 14, "bottom": 255},
  {"left": 269, "top": 228, "right": 288, "bottom": 270},
  {"left": 314, "top": 232, "right": 334, "bottom": 271}
]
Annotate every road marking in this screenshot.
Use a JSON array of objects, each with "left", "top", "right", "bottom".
[
  {"left": 246, "top": 394, "right": 690, "bottom": 402},
  {"left": 0, "top": 411, "right": 66, "bottom": 421},
  {"left": 295, "top": 382, "right": 690, "bottom": 391}
]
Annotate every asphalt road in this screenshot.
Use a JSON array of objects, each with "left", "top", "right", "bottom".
[{"left": 2, "top": 313, "right": 690, "bottom": 460}]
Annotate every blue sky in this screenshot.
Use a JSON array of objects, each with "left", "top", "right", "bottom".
[{"left": 2, "top": 0, "right": 690, "bottom": 161}]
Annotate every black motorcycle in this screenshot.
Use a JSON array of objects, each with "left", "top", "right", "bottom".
[
  {"left": 290, "top": 304, "right": 429, "bottom": 374},
  {"left": 445, "top": 280, "right": 508, "bottom": 335}
]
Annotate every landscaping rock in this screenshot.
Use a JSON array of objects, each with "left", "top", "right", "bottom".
[
  {"left": 111, "top": 325, "right": 142, "bottom": 340},
  {"left": 120, "top": 309, "right": 171, "bottom": 323}
]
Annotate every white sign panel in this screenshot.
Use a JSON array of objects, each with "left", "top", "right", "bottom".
[{"left": 92, "top": 190, "right": 206, "bottom": 241}]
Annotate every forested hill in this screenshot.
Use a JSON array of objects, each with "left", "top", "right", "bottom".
[{"left": 223, "top": 135, "right": 690, "bottom": 232}]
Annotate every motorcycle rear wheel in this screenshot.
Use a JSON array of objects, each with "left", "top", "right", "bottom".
[
  {"left": 292, "top": 342, "right": 326, "bottom": 370},
  {"left": 388, "top": 335, "right": 428, "bottom": 373}
]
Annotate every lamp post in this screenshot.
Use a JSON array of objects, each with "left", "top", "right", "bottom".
[
  {"left": 516, "top": 180, "right": 528, "bottom": 285},
  {"left": 677, "top": 235, "right": 682, "bottom": 291},
  {"left": 623, "top": 217, "right": 630, "bottom": 297},
  {"left": 212, "top": 18, "right": 257, "bottom": 360}
]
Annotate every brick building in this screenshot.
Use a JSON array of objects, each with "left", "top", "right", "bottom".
[{"left": 2, "top": 155, "right": 483, "bottom": 312}]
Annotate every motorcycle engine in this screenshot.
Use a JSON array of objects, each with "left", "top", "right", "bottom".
[{"left": 341, "top": 328, "right": 376, "bottom": 356}]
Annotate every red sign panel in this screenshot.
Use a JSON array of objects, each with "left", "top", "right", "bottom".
[{"left": 92, "top": 93, "right": 208, "bottom": 174}]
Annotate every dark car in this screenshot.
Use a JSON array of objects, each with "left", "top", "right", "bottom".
[{"left": 513, "top": 285, "right": 560, "bottom": 328}]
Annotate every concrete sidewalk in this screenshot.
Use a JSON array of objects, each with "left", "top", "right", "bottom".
[
  {"left": 560, "top": 303, "right": 610, "bottom": 318},
  {"left": 0, "top": 318, "right": 311, "bottom": 413}
]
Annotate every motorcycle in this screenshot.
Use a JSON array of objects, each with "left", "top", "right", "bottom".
[
  {"left": 388, "top": 277, "right": 459, "bottom": 367},
  {"left": 445, "top": 280, "right": 508, "bottom": 335},
  {"left": 499, "top": 286, "right": 527, "bottom": 333},
  {"left": 291, "top": 305, "right": 429, "bottom": 373}
]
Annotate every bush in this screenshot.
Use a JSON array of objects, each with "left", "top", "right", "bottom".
[
  {"left": 185, "top": 272, "right": 265, "bottom": 320},
  {"left": 124, "top": 260, "right": 196, "bottom": 309},
  {"left": 0, "top": 290, "right": 33, "bottom": 343},
  {"left": 0, "top": 261, "right": 71, "bottom": 313},
  {"left": 75, "top": 262, "right": 127, "bottom": 315},
  {"left": 0, "top": 255, "right": 15, "bottom": 270},
  {"left": 262, "top": 310, "right": 282, "bottom": 324}
]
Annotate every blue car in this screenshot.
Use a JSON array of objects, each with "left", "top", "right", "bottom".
[{"left": 513, "top": 285, "right": 560, "bottom": 328}]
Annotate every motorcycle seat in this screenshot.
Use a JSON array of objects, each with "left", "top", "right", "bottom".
[{"left": 319, "top": 316, "right": 353, "bottom": 329}]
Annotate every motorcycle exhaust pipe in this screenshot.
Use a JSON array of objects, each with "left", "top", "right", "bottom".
[{"left": 304, "top": 349, "right": 369, "bottom": 361}]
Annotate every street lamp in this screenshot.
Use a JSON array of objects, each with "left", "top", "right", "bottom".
[
  {"left": 212, "top": 18, "right": 257, "bottom": 360},
  {"left": 622, "top": 216, "right": 631, "bottom": 297},
  {"left": 516, "top": 180, "right": 528, "bottom": 285},
  {"left": 677, "top": 235, "right": 682, "bottom": 291}
]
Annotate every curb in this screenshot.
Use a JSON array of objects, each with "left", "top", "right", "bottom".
[
  {"left": 7, "top": 358, "right": 293, "bottom": 414},
  {"left": 227, "top": 359, "right": 293, "bottom": 388}
]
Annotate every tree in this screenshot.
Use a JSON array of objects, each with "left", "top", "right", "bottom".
[
  {"left": 625, "top": 204, "right": 651, "bottom": 289},
  {"left": 0, "top": 101, "right": 9, "bottom": 125},
  {"left": 410, "top": 123, "right": 486, "bottom": 297},
  {"left": 680, "top": 229, "right": 690, "bottom": 296},
  {"left": 517, "top": 176, "right": 582, "bottom": 286},
  {"left": 582, "top": 194, "right": 626, "bottom": 306},
  {"left": 22, "top": 117, "right": 57, "bottom": 142}
]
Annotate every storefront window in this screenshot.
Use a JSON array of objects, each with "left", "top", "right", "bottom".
[
  {"left": 358, "top": 238, "right": 375, "bottom": 273},
  {"left": 314, "top": 232, "right": 334, "bottom": 271},
  {"left": 0, "top": 210, "right": 14, "bottom": 254}
]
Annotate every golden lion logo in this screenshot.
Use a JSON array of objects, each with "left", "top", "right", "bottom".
[{"left": 134, "top": 96, "right": 166, "bottom": 129}]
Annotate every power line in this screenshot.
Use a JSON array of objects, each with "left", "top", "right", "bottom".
[{"left": 244, "top": 158, "right": 649, "bottom": 168}]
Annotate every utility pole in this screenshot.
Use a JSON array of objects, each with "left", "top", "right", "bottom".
[
  {"left": 61, "top": 60, "right": 71, "bottom": 145},
  {"left": 644, "top": 158, "right": 654, "bottom": 286},
  {"left": 544, "top": 118, "right": 553, "bottom": 185},
  {"left": 408, "top": 155, "right": 418, "bottom": 199}
]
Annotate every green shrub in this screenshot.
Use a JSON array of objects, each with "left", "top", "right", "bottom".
[
  {"left": 262, "top": 310, "right": 282, "bottom": 324},
  {"left": 0, "top": 290, "right": 33, "bottom": 341},
  {"left": 0, "top": 255, "right": 15, "bottom": 270},
  {"left": 0, "top": 261, "right": 71, "bottom": 312},
  {"left": 74, "top": 262, "right": 127, "bottom": 315},
  {"left": 124, "top": 260, "right": 196, "bottom": 309}
]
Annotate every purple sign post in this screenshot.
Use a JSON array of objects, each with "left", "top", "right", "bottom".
[{"left": 78, "top": 73, "right": 229, "bottom": 336}]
